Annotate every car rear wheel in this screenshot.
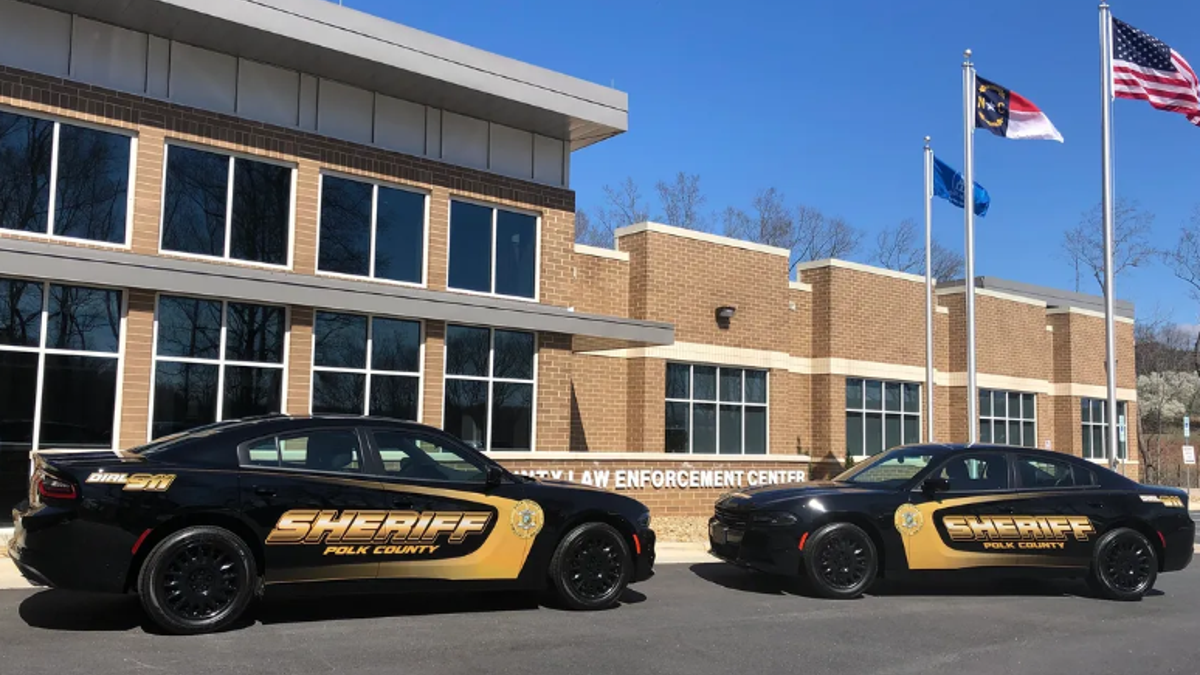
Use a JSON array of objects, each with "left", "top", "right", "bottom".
[
  {"left": 801, "top": 522, "right": 878, "bottom": 599},
  {"left": 549, "top": 522, "right": 631, "bottom": 610},
  {"left": 1087, "top": 527, "right": 1158, "bottom": 601},
  {"left": 137, "top": 526, "right": 257, "bottom": 634}
]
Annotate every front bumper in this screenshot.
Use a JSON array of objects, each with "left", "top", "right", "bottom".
[
  {"left": 708, "top": 516, "right": 801, "bottom": 576},
  {"left": 633, "top": 527, "right": 656, "bottom": 582}
]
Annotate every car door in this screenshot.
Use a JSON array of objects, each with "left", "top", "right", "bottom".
[
  {"left": 238, "top": 426, "right": 387, "bottom": 583},
  {"left": 1009, "top": 453, "right": 1108, "bottom": 568},
  {"left": 362, "top": 426, "right": 534, "bottom": 582}
]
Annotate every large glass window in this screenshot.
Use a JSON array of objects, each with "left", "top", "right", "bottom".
[
  {"left": 151, "top": 295, "right": 286, "bottom": 438},
  {"left": 161, "top": 144, "right": 292, "bottom": 266},
  {"left": 845, "top": 378, "right": 921, "bottom": 458},
  {"left": 310, "top": 311, "right": 422, "bottom": 420},
  {"left": 444, "top": 326, "right": 535, "bottom": 451},
  {"left": 979, "top": 389, "right": 1037, "bottom": 447},
  {"left": 0, "top": 278, "right": 121, "bottom": 510},
  {"left": 665, "top": 363, "right": 767, "bottom": 454},
  {"left": 0, "top": 111, "right": 132, "bottom": 245},
  {"left": 317, "top": 174, "right": 426, "bottom": 284},
  {"left": 448, "top": 200, "right": 537, "bottom": 299},
  {"left": 1081, "top": 398, "right": 1128, "bottom": 461}
]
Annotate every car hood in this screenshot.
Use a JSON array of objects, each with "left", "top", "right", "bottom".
[
  {"left": 717, "top": 481, "right": 887, "bottom": 509},
  {"left": 530, "top": 478, "right": 612, "bottom": 494}
]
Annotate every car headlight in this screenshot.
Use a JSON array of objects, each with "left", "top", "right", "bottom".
[
  {"left": 750, "top": 511, "right": 798, "bottom": 526},
  {"left": 636, "top": 511, "right": 651, "bottom": 529}
]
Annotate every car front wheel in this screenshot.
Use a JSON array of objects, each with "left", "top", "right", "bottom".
[
  {"left": 801, "top": 522, "right": 878, "bottom": 599},
  {"left": 1087, "top": 527, "right": 1158, "bottom": 601},
  {"left": 137, "top": 525, "right": 257, "bottom": 634},
  {"left": 549, "top": 522, "right": 631, "bottom": 610}
]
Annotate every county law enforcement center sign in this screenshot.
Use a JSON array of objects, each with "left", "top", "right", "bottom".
[{"left": 510, "top": 467, "right": 807, "bottom": 491}]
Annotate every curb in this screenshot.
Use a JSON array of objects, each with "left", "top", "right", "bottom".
[{"left": 655, "top": 542, "right": 717, "bottom": 565}]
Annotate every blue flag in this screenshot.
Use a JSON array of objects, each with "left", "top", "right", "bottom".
[{"left": 933, "top": 156, "right": 990, "bottom": 217}]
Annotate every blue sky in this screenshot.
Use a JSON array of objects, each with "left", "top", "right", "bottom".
[{"left": 342, "top": 0, "right": 1200, "bottom": 324}]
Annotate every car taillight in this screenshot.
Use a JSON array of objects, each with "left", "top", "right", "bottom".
[{"left": 36, "top": 471, "right": 78, "bottom": 501}]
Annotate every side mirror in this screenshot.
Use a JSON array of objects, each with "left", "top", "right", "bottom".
[
  {"left": 921, "top": 477, "right": 950, "bottom": 496},
  {"left": 485, "top": 465, "right": 504, "bottom": 487}
]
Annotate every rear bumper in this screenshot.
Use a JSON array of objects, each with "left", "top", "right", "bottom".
[
  {"left": 708, "top": 517, "right": 801, "bottom": 576},
  {"left": 10, "top": 504, "right": 131, "bottom": 593},
  {"left": 633, "top": 528, "right": 656, "bottom": 582}
]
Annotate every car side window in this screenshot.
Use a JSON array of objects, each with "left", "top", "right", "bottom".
[
  {"left": 371, "top": 430, "right": 486, "bottom": 483},
  {"left": 276, "top": 429, "right": 363, "bottom": 473},
  {"left": 245, "top": 437, "right": 280, "bottom": 467},
  {"left": 936, "top": 453, "right": 1010, "bottom": 491},
  {"left": 1016, "top": 455, "right": 1094, "bottom": 488}
]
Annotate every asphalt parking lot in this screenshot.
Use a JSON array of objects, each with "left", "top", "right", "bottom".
[{"left": 2, "top": 558, "right": 1198, "bottom": 675}]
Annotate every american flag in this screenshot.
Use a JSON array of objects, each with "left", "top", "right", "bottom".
[{"left": 1111, "top": 18, "right": 1200, "bottom": 127}]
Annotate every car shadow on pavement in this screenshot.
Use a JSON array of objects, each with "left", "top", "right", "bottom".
[
  {"left": 688, "top": 563, "right": 1164, "bottom": 601},
  {"left": 19, "top": 586, "right": 650, "bottom": 633}
]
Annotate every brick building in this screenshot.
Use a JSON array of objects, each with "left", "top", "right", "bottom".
[{"left": 0, "top": 0, "right": 1136, "bottom": 520}]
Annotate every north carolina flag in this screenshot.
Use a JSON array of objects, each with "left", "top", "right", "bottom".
[{"left": 975, "top": 76, "right": 1064, "bottom": 142}]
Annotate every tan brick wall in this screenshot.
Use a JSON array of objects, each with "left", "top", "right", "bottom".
[
  {"left": 421, "top": 321, "right": 446, "bottom": 428},
  {"left": 570, "top": 252, "right": 629, "bottom": 317},
  {"left": 803, "top": 267, "right": 927, "bottom": 365},
  {"left": 619, "top": 230, "right": 790, "bottom": 350},
  {"left": 536, "top": 333, "right": 572, "bottom": 450},
  {"left": 627, "top": 358, "right": 666, "bottom": 453},
  {"left": 118, "top": 290, "right": 156, "bottom": 448},
  {"left": 1060, "top": 313, "right": 1136, "bottom": 389},
  {"left": 974, "top": 295, "right": 1051, "bottom": 380},
  {"left": 286, "top": 307, "right": 315, "bottom": 416},
  {"left": 570, "top": 354, "right": 628, "bottom": 451},
  {"left": 809, "top": 374, "right": 845, "bottom": 465}
]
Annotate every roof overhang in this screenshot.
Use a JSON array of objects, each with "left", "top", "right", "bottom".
[
  {"left": 939, "top": 276, "right": 1135, "bottom": 319},
  {"left": 0, "top": 238, "right": 674, "bottom": 347},
  {"left": 23, "top": 0, "right": 627, "bottom": 150}
]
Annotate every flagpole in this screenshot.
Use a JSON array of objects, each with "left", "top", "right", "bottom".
[
  {"left": 1099, "top": 2, "right": 1122, "bottom": 473},
  {"left": 963, "top": 49, "right": 978, "bottom": 444},
  {"left": 924, "top": 136, "right": 936, "bottom": 443}
]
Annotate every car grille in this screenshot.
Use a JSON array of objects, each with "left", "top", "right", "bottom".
[{"left": 714, "top": 506, "right": 749, "bottom": 529}]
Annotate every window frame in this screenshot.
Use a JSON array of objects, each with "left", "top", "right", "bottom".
[
  {"left": 978, "top": 389, "right": 1038, "bottom": 448},
  {"left": 157, "top": 140, "right": 298, "bottom": 270},
  {"left": 1081, "top": 398, "right": 1129, "bottom": 462},
  {"left": 440, "top": 324, "right": 538, "bottom": 452},
  {"left": 147, "top": 293, "right": 291, "bottom": 441},
  {"left": 237, "top": 426, "right": 370, "bottom": 478},
  {"left": 0, "top": 104, "right": 137, "bottom": 249},
  {"left": 314, "top": 170, "right": 430, "bottom": 288},
  {"left": 845, "top": 378, "right": 922, "bottom": 459},
  {"left": 664, "top": 363, "right": 769, "bottom": 455},
  {"left": 446, "top": 197, "right": 542, "bottom": 302},
  {"left": 307, "top": 312, "right": 425, "bottom": 421},
  {"left": 0, "top": 276, "right": 126, "bottom": 453}
]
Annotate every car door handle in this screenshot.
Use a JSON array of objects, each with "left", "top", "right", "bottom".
[
  {"left": 995, "top": 506, "right": 1015, "bottom": 514},
  {"left": 254, "top": 487, "right": 276, "bottom": 497},
  {"left": 1087, "top": 502, "right": 1107, "bottom": 509}
]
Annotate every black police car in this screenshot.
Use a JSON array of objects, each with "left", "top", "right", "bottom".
[
  {"left": 709, "top": 444, "right": 1193, "bottom": 600},
  {"left": 10, "top": 415, "right": 655, "bottom": 634}
]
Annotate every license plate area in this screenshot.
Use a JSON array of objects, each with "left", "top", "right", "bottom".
[{"left": 709, "top": 522, "right": 744, "bottom": 546}]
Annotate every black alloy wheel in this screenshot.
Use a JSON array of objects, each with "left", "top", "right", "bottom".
[
  {"left": 138, "top": 526, "right": 257, "bottom": 634},
  {"left": 801, "top": 522, "right": 879, "bottom": 599},
  {"left": 549, "top": 522, "right": 631, "bottom": 610},
  {"left": 1088, "top": 527, "right": 1158, "bottom": 601}
]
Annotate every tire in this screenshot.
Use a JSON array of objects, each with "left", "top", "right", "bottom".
[
  {"left": 1087, "top": 527, "right": 1158, "bottom": 601},
  {"left": 801, "top": 522, "right": 878, "bottom": 599},
  {"left": 548, "top": 522, "right": 631, "bottom": 610},
  {"left": 137, "top": 525, "right": 258, "bottom": 635}
]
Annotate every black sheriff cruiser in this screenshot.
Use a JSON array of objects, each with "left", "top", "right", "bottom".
[
  {"left": 709, "top": 444, "right": 1193, "bottom": 600},
  {"left": 10, "top": 415, "right": 656, "bottom": 634}
]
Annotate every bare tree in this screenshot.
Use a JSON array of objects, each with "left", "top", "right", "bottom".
[
  {"left": 722, "top": 188, "right": 793, "bottom": 247},
  {"left": 1061, "top": 198, "right": 1155, "bottom": 293},
  {"left": 655, "top": 172, "right": 706, "bottom": 230},
  {"left": 871, "top": 219, "right": 964, "bottom": 282},
  {"left": 582, "top": 177, "right": 651, "bottom": 249},
  {"left": 793, "top": 205, "right": 862, "bottom": 267}
]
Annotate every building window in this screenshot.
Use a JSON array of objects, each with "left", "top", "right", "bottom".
[
  {"left": 0, "top": 111, "right": 133, "bottom": 245},
  {"left": 310, "top": 311, "right": 422, "bottom": 420},
  {"left": 443, "top": 325, "right": 535, "bottom": 451},
  {"left": 161, "top": 144, "right": 293, "bottom": 266},
  {"left": 317, "top": 174, "right": 426, "bottom": 285},
  {"left": 665, "top": 364, "right": 767, "bottom": 455},
  {"left": 448, "top": 200, "right": 537, "bottom": 299},
  {"left": 151, "top": 295, "right": 287, "bottom": 439},
  {"left": 845, "top": 378, "right": 921, "bottom": 457},
  {"left": 1081, "top": 398, "right": 1128, "bottom": 460},
  {"left": 0, "top": 278, "right": 122, "bottom": 507},
  {"left": 979, "top": 390, "right": 1036, "bottom": 447}
]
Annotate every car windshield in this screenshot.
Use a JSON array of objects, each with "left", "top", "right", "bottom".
[{"left": 835, "top": 447, "right": 938, "bottom": 488}]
